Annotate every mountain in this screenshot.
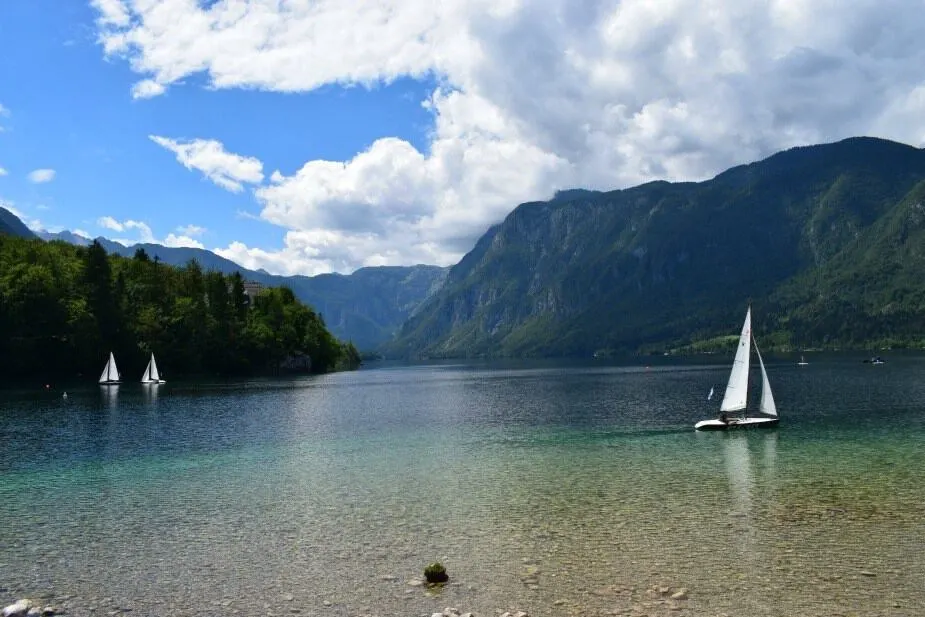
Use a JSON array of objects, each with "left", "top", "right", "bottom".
[
  {"left": 38, "top": 230, "right": 92, "bottom": 245},
  {"left": 0, "top": 207, "right": 37, "bottom": 239},
  {"left": 36, "top": 232, "right": 448, "bottom": 351},
  {"left": 385, "top": 137, "right": 925, "bottom": 357}
]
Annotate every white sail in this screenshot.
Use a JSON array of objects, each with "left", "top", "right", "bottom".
[
  {"left": 720, "top": 307, "right": 751, "bottom": 412},
  {"left": 141, "top": 353, "right": 163, "bottom": 383},
  {"left": 99, "top": 352, "right": 120, "bottom": 383},
  {"left": 754, "top": 339, "right": 777, "bottom": 417}
]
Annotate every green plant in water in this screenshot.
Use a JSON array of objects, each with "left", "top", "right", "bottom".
[{"left": 423, "top": 562, "right": 449, "bottom": 584}]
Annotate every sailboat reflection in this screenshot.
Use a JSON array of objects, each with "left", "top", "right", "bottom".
[
  {"left": 100, "top": 384, "right": 119, "bottom": 410},
  {"left": 142, "top": 382, "right": 159, "bottom": 406},
  {"left": 721, "top": 431, "right": 778, "bottom": 581},
  {"left": 723, "top": 434, "right": 755, "bottom": 519}
]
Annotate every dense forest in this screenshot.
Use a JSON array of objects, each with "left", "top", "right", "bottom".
[{"left": 0, "top": 235, "right": 361, "bottom": 383}]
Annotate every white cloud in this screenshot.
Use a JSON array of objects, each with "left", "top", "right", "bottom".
[
  {"left": 94, "top": 0, "right": 925, "bottom": 275},
  {"left": 132, "top": 79, "right": 167, "bottom": 99},
  {"left": 0, "top": 167, "right": 7, "bottom": 176},
  {"left": 176, "top": 224, "right": 206, "bottom": 236},
  {"left": 27, "top": 169, "right": 56, "bottom": 184},
  {"left": 74, "top": 229, "right": 91, "bottom": 239},
  {"left": 96, "top": 216, "right": 206, "bottom": 249},
  {"left": 91, "top": 0, "right": 131, "bottom": 27},
  {"left": 97, "top": 215, "right": 124, "bottom": 232},
  {"left": 150, "top": 135, "right": 263, "bottom": 192},
  {"left": 96, "top": 216, "right": 155, "bottom": 244},
  {"left": 163, "top": 233, "right": 205, "bottom": 249}
]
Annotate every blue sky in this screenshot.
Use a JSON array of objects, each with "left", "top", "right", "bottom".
[
  {"left": 0, "top": 0, "right": 436, "bottom": 258},
  {"left": 1, "top": 1, "right": 924, "bottom": 275}
]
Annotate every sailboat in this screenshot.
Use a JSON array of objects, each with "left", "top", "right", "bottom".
[
  {"left": 140, "top": 353, "right": 166, "bottom": 384},
  {"left": 695, "top": 307, "right": 779, "bottom": 430},
  {"left": 99, "top": 352, "right": 121, "bottom": 385},
  {"left": 798, "top": 355, "right": 808, "bottom": 366}
]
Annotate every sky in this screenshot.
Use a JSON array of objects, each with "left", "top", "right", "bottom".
[{"left": 1, "top": 1, "right": 924, "bottom": 276}]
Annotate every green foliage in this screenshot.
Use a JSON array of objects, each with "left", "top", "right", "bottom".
[
  {"left": 0, "top": 237, "right": 361, "bottom": 381},
  {"left": 423, "top": 562, "right": 449, "bottom": 584}
]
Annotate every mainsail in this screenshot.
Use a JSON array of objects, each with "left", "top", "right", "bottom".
[
  {"left": 99, "top": 352, "right": 120, "bottom": 383},
  {"left": 720, "top": 307, "right": 751, "bottom": 412},
  {"left": 141, "top": 353, "right": 162, "bottom": 383}
]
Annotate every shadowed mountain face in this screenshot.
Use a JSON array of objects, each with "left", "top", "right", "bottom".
[
  {"left": 385, "top": 137, "right": 925, "bottom": 357},
  {"left": 0, "top": 207, "right": 37, "bottom": 239}
]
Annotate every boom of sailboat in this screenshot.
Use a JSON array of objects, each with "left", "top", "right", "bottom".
[{"left": 695, "top": 306, "right": 780, "bottom": 430}]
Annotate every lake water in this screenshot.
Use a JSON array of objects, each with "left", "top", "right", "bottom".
[{"left": 1, "top": 356, "right": 924, "bottom": 617}]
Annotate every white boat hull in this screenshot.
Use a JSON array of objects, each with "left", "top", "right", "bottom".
[
  {"left": 142, "top": 379, "right": 167, "bottom": 385},
  {"left": 695, "top": 417, "right": 779, "bottom": 431}
]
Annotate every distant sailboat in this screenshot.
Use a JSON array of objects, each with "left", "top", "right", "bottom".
[
  {"left": 707, "top": 386, "right": 714, "bottom": 401},
  {"left": 798, "top": 355, "right": 808, "bottom": 366},
  {"left": 140, "top": 353, "right": 166, "bottom": 384},
  {"left": 695, "top": 307, "right": 779, "bottom": 430},
  {"left": 99, "top": 352, "right": 121, "bottom": 385}
]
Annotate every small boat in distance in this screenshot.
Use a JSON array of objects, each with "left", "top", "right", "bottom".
[
  {"left": 99, "top": 352, "right": 121, "bottom": 385},
  {"left": 141, "top": 353, "right": 166, "bottom": 384},
  {"left": 695, "top": 306, "right": 779, "bottom": 430},
  {"left": 798, "top": 355, "right": 808, "bottom": 366}
]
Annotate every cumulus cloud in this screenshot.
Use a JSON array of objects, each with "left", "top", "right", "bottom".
[
  {"left": 94, "top": 0, "right": 925, "bottom": 275},
  {"left": 96, "top": 216, "right": 207, "bottom": 249},
  {"left": 97, "top": 215, "right": 124, "bottom": 232},
  {"left": 176, "top": 224, "right": 206, "bottom": 236},
  {"left": 132, "top": 79, "right": 167, "bottom": 99},
  {"left": 96, "top": 216, "right": 156, "bottom": 244},
  {"left": 150, "top": 135, "right": 263, "bottom": 192},
  {"left": 163, "top": 233, "right": 205, "bottom": 249},
  {"left": 0, "top": 167, "right": 7, "bottom": 176},
  {"left": 27, "top": 169, "right": 56, "bottom": 183}
]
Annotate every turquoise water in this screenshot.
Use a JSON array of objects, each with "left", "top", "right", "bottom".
[{"left": 1, "top": 356, "right": 924, "bottom": 616}]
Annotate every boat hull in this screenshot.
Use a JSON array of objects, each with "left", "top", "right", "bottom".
[
  {"left": 141, "top": 380, "right": 167, "bottom": 384},
  {"left": 99, "top": 381, "right": 120, "bottom": 386},
  {"left": 695, "top": 417, "right": 779, "bottom": 430}
]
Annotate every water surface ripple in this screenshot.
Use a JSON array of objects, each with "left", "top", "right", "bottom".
[{"left": 1, "top": 356, "right": 924, "bottom": 616}]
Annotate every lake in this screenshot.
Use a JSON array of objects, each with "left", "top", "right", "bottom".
[{"left": 1, "top": 355, "right": 924, "bottom": 617}]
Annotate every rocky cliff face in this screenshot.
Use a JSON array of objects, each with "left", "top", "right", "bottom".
[{"left": 385, "top": 137, "right": 925, "bottom": 357}]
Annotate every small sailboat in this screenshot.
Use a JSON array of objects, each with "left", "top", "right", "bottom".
[
  {"left": 798, "top": 355, "right": 808, "bottom": 366},
  {"left": 695, "top": 307, "right": 779, "bottom": 430},
  {"left": 99, "top": 352, "right": 121, "bottom": 385},
  {"left": 140, "top": 353, "right": 166, "bottom": 384}
]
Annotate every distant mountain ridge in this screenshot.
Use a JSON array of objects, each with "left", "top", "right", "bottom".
[
  {"left": 27, "top": 226, "right": 448, "bottom": 351},
  {"left": 385, "top": 136, "right": 925, "bottom": 357}
]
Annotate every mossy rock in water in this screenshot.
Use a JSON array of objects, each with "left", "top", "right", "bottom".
[{"left": 424, "top": 562, "right": 449, "bottom": 584}]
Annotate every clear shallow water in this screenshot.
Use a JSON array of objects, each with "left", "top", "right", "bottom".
[{"left": 1, "top": 356, "right": 924, "bottom": 617}]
